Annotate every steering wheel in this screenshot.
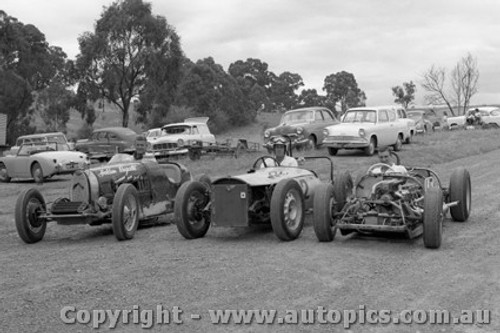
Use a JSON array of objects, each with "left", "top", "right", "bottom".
[
  {"left": 366, "top": 163, "right": 396, "bottom": 175},
  {"left": 252, "top": 156, "right": 278, "bottom": 170}
]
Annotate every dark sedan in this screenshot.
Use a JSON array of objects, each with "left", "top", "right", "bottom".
[
  {"left": 75, "top": 127, "right": 137, "bottom": 161},
  {"left": 263, "top": 107, "right": 339, "bottom": 152}
]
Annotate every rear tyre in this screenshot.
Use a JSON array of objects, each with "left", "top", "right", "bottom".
[
  {"left": 31, "top": 163, "right": 44, "bottom": 184},
  {"left": 112, "top": 184, "right": 140, "bottom": 241},
  {"left": 15, "top": 188, "right": 47, "bottom": 243},
  {"left": 306, "top": 135, "right": 317, "bottom": 150},
  {"left": 423, "top": 186, "right": 443, "bottom": 249},
  {"left": 405, "top": 133, "right": 412, "bottom": 144},
  {"left": 313, "top": 183, "right": 336, "bottom": 242},
  {"left": 449, "top": 167, "right": 471, "bottom": 222},
  {"left": 0, "top": 162, "right": 11, "bottom": 182},
  {"left": 174, "top": 181, "right": 211, "bottom": 239},
  {"left": 364, "top": 138, "right": 376, "bottom": 156},
  {"left": 328, "top": 147, "right": 338, "bottom": 156},
  {"left": 270, "top": 179, "right": 305, "bottom": 241},
  {"left": 195, "top": 174, "right": 212, "bottom": 190}
]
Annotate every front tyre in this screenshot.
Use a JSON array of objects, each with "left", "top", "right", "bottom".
[
  {"left": 313, "top": 183, "right": 336, "bottom": 242},
  {"left": 393, "top": 135, "right": 403, "bottom": 151},
  {"left": 328, "top": 147, "right": 338, "bottom": 156},
  {"left": 364, "top": 138, "right": 376, "bottom": 156},
  {"left": 270, "top": 179, "right": 305, "bottom": 241},
  {"left": 174, "top": 181, "right": 211, "bottom": 239},
  {"left": 449, "top": 167, "right": 471, "bottom": 222},
  {"left": 15, "top": 188, "right": 47, "bottom": 243},
  {"left": 112, "top": 184, "right": 140, "bottom": 241},
  {"left": 423, "top": 186, "right": 443, "bottom": 249}
]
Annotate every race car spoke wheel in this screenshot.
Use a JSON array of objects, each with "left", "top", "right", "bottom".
[
  {"left": 174, "top": 181, "right": 211, "bottom": 239},
  {"left": 423, "top": 184, "right": 443, "bottom": 249},
  {"left": 449, "top": 167, "right": 471, "bottom": 222},
  {"left": 313, "top": 183, "right": 337, "bottom": 242},
  {"left": 112, "top": 184, "right": 140, "bottom": 241},
  {"left": 271, "top": 179, "right": 305, "bottom": 241},
  {"left": 0, "top": 163, "right": 11, "bottom": 182},
  {"left": 15, "top": 188, "right": 47, "bottom": 244}
]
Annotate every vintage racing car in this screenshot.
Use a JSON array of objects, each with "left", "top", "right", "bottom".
[
  {"left": 313, "top": 152, "right": 471, "bottom": 249},
  {"left": 15, "top": 157, "right": 192, "bottom": 243},
  {"left": 174, "top": 150, "right": 338, "bottom": 241},
  {"left": 0, "top": 142, "right": 90, "bottom": 183}
]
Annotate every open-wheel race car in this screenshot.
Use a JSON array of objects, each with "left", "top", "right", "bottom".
[
  {"left": 313, "top": 152, "right": 471, "bottom": 249},
  {"left": 15, "top": 157, "right": 192, "bottom": 243},
  {"left": 173, "top": 140, "right": 338, "bottom": 241}
]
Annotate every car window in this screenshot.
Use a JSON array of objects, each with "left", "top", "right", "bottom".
[
  {"left": 96, "top": 132, "right": 108, "bottom": 142},
  {"left": 47, "top": 135, "right": 66, "bottom": 144},
  {"left": 387, "top": 110, "right": 397, "bottom": 122},
  {"left": 343, "top": 110, "right": 376, "bottom": 123},
  {"left": 480, "top": 111, "right": 489, "bottom": 117},
  {"left": 163, "top": 126, "right": 191, "bottom": 135},
  {"left": 378, "top": 111, "right": 389, "bottom": 123},
  {"left": 281, "top": 110, "right": 313, "bottom": 124},
  {"left": 192, "top": 126, "right": 199, "bottom": 135},
  {"left": 314, "top": 111, "right": 324, "bottom": 121},
  {"left": 322, "top": 110, "right": 335, "bottom": 121},
  {"left": 90, "top": 132, "right": 99, "bottom": 140},
  {"left": 397, "top": 109, "right": 407, "bottom": 118},
  {"left": 108, "top": 132, "right": 119, "bottom": 140}
]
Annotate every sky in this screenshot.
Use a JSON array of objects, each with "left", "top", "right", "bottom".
[{"left": 2, "top": 0, "right": 500, "bottom": 106}]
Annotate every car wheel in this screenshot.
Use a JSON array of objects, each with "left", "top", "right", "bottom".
[
  {"left": 313, "top": 183, "right": 336, "bottom": 242},
  {"left": 423, "top": 185, "right": 443, "bottom": 249},
  {"left": 31, "top": 163, "right": 44, "bottom": 184},
  {"left": 112, "top": 184, "right": 140, "bottom": 241},
  {"left": 0, "top": 162, "right": 11, "bottom": 182},
  {"left": 449, "top": 167, "right": 471, "bottom": 222},
  {"left": 405, "top": 133, "right": 412, "bottom": 144},
  {"left": 174, "top": 181, "right": 211, "bottom": 239},
  {"left": 393, "top": 135, "right": 403, "bottom": 151},
  {"left": 15, "top": 188, "right": 47, "bottom": 244},
  {"left": 306, "top": 135, "right": 317, "bottom": 150},
  {"left": 328, "top": 147, "right": 338, "bottom": 156},
  {"left": 270, "top": 179, "right": 305, "bottom": 241},
  {"left": 333, "top": 171, "right": 353, "bottom": 212},
  {"left": 364, "top": 138, "right": 376, "bottom": 156}
]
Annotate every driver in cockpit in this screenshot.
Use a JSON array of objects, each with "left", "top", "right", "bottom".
[
  {"left": 261, "top": 137, "right": 299, "bottom": 168},
  {"left": 369, "top": 146, "right": 408, "bottom": 176}
]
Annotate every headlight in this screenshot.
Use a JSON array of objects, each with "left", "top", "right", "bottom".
[
  {"left": 323, "top": 129, "right": 329, "bottom": 136},
  {"left": 359, "top": 129, "right": 365, "bottom": 137},
  {"left": 177, "top": 139, "right": 184, "bottom": 146},
  {"left": 297, "top": 127, "right": 304, "bottom": 135},
  {"left": 264, "top": 130, "right": 270, "bottom": 138}
]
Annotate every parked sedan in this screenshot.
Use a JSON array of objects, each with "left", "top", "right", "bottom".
[
  {"left": 322, "top": 106, "right": 407, "bottom": 156},
  {"left": 0, "top": 142, "right": 90, "bottom": 183},
  {"left": 263, "top": 107, "right": 339, "bottom": 152},
  {"left": 407, "top": 110, "right": 435, "bottom": 134},
  {"left": 75, "top": 127, "right": 137, "bottom": 161}
]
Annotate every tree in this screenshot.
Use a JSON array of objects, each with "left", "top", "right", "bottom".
[
  {"left": 0, "top": 11, "right": 66, "bottom": 144},
  {"left": 35, "top": 81, "right": 74, "bottom": 132},
  {"left": 392, "top": 81, "right": 416, "bottom": 109},
  {"left": 451, "top": 53, "right": 479, "bottom": 114},
  {"left": 420, "top": 53, "right": 479, "bottom": 116},
  {"left": 177, "top": 57, "right": 253, "bottom": 132},
  {"left": 269, "top": 71, "right": 303, "bottom": 111},
  {"left": 75, "top": 0, "right": 183, "bottom": 127},
  {"left": 228, "top": 58, "right": 273, "bottom": 112},
  {"left": 298, "top": 89, "right": 325, "bottom": 108},
  {"left": 323, "top": 71, "right": 366, "bottom": 113}
]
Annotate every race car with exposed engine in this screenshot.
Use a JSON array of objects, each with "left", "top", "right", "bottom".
[
  {"left": 173, "top": 140, "right": 340, "bottom": 241},
  {"left": 313, "top": 152, "right": 471, "bottom": 249},
  {"left": 15, "top": 158, "right": 192, "bottom": 243}
]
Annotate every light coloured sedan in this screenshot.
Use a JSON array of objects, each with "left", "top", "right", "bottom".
[{"left": 0, "top": 142, "right": 90, "bottom": 183}]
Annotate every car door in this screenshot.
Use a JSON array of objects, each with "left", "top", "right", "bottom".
[
  {"left": 11, "top": 148, "right": 33, "bottom": 177},
  {"left": 108, "top": 131, "right": 123, "bottom": 153},
  {"left": 376, "top": 110, "right": 392, "bottom": 145},
  {"left": 386, "top": 109, "right": 400, "bottom": 144}
]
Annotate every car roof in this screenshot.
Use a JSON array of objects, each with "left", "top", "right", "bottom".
[
  {"left": 17, "top": 132, "right": 66, "bottom": 139},
  {"left": 284, "top": 107, "right": 330, "bottom": 113},
  {"left": 94, "top": 127, "right": 137, "bottom": 133},
  {"left": 467, "top": 106, "right": 499, "bottom": 112}
]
